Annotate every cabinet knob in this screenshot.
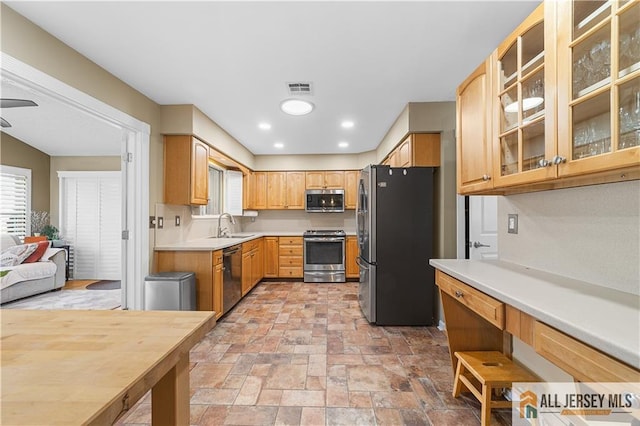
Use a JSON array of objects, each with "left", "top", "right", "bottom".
[
  {"left": 482, "top": 174, "right": 491, "bottom": 181},
  {"left": 538, "top": 159, "right": 552, "bottom": 167},
  {"left": 455, "top": 290, "right": 464, "bottom": 298},
  {"left": 552, "top": 155, "right": 566, "bottom": 165}
]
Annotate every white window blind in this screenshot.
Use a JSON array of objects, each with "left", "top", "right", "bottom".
[
  {"left": 59, "top": 171, "right": 121, "bottom": 280},
  {"left": 224, "top": 170, "right": 243, "bottom": 215},
  {"left": 0, "top": 165, "right": 31, "bottom": 239}
]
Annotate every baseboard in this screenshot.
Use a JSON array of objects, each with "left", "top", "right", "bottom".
[{"left": 438, "top": 320, "right": 446, "bottom": 331}]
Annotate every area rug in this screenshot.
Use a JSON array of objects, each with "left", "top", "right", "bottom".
[
  {"left": 1, "top": 289, "right": 121, "bottom": 310},
  {"left": 86, "top": 280, "right": 121, "bottom": 290}
]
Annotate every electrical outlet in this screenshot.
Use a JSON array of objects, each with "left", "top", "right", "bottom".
[
  {"left": 175, "top": 215, "right": 181, "bottom": 227},
  {"left": 508, "top": 214, "right": 518, "bottom": 234},
  {"left": 157, "top": 217, "right": 164, "bottom": 229},
  {"left": 149, "top": 216, "right": 156, "bottom": 229}
]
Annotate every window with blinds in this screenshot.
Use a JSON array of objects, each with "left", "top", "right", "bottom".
[{"left": 0, "top": 165, "right": 31, "bottom": 239}]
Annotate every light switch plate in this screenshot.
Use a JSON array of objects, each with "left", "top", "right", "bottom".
[
  {"left": 175, "top": 215, "right": 181, "bottom": 227},
  {"left": 157, "top": 217, "right": 164, "bottom": 229},
  {"left": 149, "top": 216, "right": 156, "bottom": 229},
  {"left": 508, "top": 214, "right": 518, "bottom": 234}
]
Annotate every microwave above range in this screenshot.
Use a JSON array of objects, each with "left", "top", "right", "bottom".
[{"left": 305, "top": 189, "right": 345, "bottom": 213}]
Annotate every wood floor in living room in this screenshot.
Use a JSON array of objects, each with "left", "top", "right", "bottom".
[{"left": 116, "top": 282, "right": 511, "bottom": 426}]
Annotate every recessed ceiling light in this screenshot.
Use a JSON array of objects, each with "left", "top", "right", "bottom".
[
  {"left": 341, "top": 120, "right": 354, "bottom": 128},
  {"left": 258, "top": 122, "right": 271, "bottom": 130},
  {"left": 280, "top": 99, "right": 314, "bottom": 116},
  {"left": 338, "top": 142, "right": 349, "bottom": 148},
  {"left": 274, "top": 142, "right": 284, "bottom": 149}
]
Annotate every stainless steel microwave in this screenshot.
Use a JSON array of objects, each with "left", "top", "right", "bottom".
[{"left": 305, "top": 189, "right": 345, "bottom": 213}]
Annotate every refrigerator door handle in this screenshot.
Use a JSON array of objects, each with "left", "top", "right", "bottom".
[{"left": 355, "top": 257, "right": 367, "bottom": 269}]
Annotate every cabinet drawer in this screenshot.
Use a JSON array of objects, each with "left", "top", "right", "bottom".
[
  {"left": 279, "top": 236, "right": 302, "bottom": 245},
  {"left": 436, "top": 270, "right": 505, "bottom": 329},
  {"left": 242, "top": 240, "right": 259, "bottom": 252},
  {"left": 534, "top": 321, "right": 640, "bottom": 382},
  {"left": 279, "top": 245, "right": 303, "bottom": 256},
  {"left": 279, "top": 266, "right": 303, "bottom": 277},
  {"left": 213, "top": 250, "right": 223, "bottom": 266},
  {"left": 279, "top": 255, "right": 302, "bottom": 267}
]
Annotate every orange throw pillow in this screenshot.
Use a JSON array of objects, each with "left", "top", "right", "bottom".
[{"left": 23, "top": 240, "right": 51, "bottom": 263}]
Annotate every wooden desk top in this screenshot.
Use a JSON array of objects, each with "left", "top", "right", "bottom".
[{"left": 1, "top": 309, "right": 216, "bottom": 425}]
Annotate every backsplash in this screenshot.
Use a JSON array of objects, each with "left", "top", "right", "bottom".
[
  {"left": 498, "top": 180, "right": 639, "bottom": 295},
  {"left": 154, "top": 204, "right": 356, "bottom": 246}
]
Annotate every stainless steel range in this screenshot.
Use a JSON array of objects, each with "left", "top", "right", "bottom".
[{"left": 303, "top": 230, "right": 346, "bottom": 283}]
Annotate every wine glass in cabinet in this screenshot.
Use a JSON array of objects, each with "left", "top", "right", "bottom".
[
  {"left": 492, "top": 2, "right": 557, "bottom": 188},
  {"left": 557, "top": 0, "right": 640, "bottom": 177}
]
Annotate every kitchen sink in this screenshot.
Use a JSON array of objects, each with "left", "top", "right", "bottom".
[
  {"left": 228, "top": 233, "right": 255, "bottom": 238},
  {"left": 208, "top": 233, "right": 255, "bottom": 239}
]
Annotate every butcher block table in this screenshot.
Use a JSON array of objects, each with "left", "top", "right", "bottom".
[{"left": 1, "top": 309, "right": 216, "bottom": 425}]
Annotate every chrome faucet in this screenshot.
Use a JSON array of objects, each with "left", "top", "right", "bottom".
[{"left": 217, "top": 212, "right": 236, "bottom": 238}]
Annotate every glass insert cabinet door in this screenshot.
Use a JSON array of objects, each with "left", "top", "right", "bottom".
[
  {"left": 557, "top": 0, "right": 640, "bottom": 175},
  {"left": 494, "top": 2, "right": 556, "bottom": 186}
]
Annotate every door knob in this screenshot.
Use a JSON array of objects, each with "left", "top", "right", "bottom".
[{"left": 472, "top": 241, "right": 490, "bottom": 248}]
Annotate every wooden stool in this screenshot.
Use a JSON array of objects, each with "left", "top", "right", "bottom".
[{"left": 453, "top": 351, "right": 538, "bottom": 426}]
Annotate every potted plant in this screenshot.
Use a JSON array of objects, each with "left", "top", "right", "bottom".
[{"left": 42, "top": 224, "right": 60, "bottom": 241}]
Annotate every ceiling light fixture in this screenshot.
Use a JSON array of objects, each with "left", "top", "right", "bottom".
[
  {"left": 258, "top": 122, "right": 271, "bottom": 130},
  {"left": 341, "top": 120, "right": 354, "bottom": 129},
  {"left": 338, "top": 141, "right": 349, "bottom": 148},
  {"left": 280, "top": 99, "right": 314, "bottom": 116},
  {"left": 274, "top": 142, "right": 284, "bottom": 149}
]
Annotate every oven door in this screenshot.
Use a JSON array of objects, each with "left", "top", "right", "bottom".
[{"left": 303, "top": 237, "right": 345, "bottom": 271}]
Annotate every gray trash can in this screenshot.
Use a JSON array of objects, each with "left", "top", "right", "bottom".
[{"left": 144, "top": 271, "right": 196, "bottom": 311}]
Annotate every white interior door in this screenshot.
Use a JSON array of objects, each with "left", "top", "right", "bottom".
[
  {"left": 59, "top": 171, "right": 121, "bottom": 280},
  {"left": 469, "top": 195, "right": 498, "bottom": 260}
]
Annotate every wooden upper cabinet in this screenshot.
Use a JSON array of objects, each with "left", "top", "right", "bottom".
[
  {"left": 266, "top": 172, "right": 287, "bottom": 209},
  {"left": 492, "top": 2, "right": 558, "bottom": 188},
  {"left": 457, "top": 58, "right": 495, "bottom": 194},
  {"left": 305, "top": 171, "right": 345, "bottom": 189},
  {"left": 344, "top": 170, "right": 359, "bottom": 209},
  {"left": 556, "top": 0, "right": 640, "bottom": 177},
  {"left": 383, "top": 134, "right": 441, "bottom": 168},
  {"left": 164, "top": 135, "right": 209, "bottom": 205},
  {"left": 253, "top": 172, "right": 268, "bottom": 210},
  {"left": 266, "top": 171, "right": 305, "bottom": 209},
  {"left": 285, "top": 172, "right": 306, "bottom": 209}
]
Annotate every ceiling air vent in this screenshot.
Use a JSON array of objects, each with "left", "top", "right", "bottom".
[{"left": 287, "top": 82, "right": 313, "bottom": 96}]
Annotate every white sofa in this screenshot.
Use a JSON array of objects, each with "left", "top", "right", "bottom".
[{"left": 1, "top": 234, "right": 66, "bottom": 304}]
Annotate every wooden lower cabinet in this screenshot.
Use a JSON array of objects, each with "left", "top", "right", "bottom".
[
  {"left": 155, "top": 250, "right": 224, "bottom": 319},
  {"left": 345, "top": 236, "right": 359, "bottom": 279},
  {"left": 278, "top": 236, "right": 303, "bottom": 278},
  {"left": 263, "top": 237, "right": 279, "bottom": 278},
  {"left": 435, "top": 269, "right": 640, "bottom": 382},
  {"left": 241, "top": 238, "right": 264, "bottom": 296},
  {"left": 212, "top": 251, "right": 223, "bottom": 318}
]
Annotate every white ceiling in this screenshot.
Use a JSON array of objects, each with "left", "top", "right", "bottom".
[{"left": 2, "top": 1, "right": 541, "bottom": 156}]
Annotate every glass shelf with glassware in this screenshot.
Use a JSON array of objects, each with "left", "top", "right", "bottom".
[
  {"left": 618, "top": 76, "right": 640, "bottom": 150},
  {"left": 572, "top": 25, "right": 611, "bottom": 100}
]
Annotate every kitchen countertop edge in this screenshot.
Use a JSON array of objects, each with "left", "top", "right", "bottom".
[{"left": 429, "top": 258, "right": 640, "bottom": 370}]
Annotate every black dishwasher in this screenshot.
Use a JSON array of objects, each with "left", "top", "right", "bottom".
[{"left": 222, "top": 244, "right": 242, "bottom": 315}]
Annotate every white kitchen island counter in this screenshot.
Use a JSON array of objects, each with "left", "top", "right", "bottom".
[{"left": 429, "top": 259, "right": 640, "bottom": 370}]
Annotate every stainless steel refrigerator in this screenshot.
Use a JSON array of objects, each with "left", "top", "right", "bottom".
[{"left": 356, "top": 164, "right": 435, "bottom": 325}]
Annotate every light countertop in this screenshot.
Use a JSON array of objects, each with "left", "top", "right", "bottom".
[
  {"left": 155, "top": 231, "right": 356, "bottom": 251},
  {"left": 429, "top": 259, "right": 640, "bottom": 369}
]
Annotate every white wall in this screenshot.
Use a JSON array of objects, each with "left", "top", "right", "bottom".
[
  {"left": 498, "top": 180, "right": 640, "bottom": 295},
  {"left": 242, "top": 210, "right": 356, "bottom": 234},
  {"left": 497, "top": 179, "right": 640, "bottom": 381}
]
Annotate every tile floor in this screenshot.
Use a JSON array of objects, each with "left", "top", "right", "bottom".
[{"left": 117, "top": 282, "right": 511, "bottom": 425}]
